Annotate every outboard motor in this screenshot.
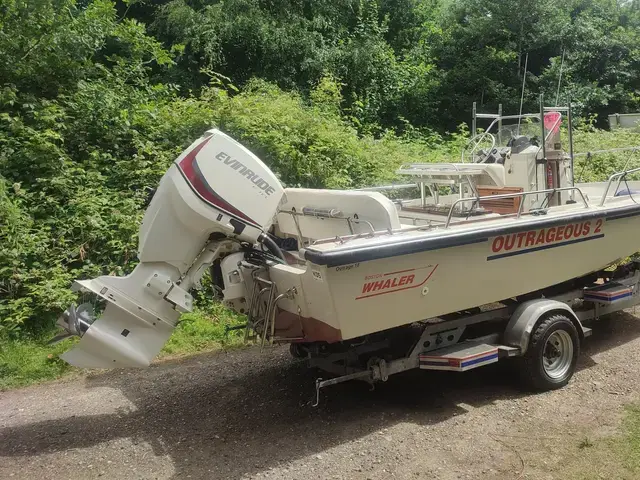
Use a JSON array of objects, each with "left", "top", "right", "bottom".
[{"left": 56, "top": 129, "right": 285, "bottom": 368}]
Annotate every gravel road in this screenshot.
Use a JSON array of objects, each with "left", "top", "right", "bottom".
[{"left": 2, "top": 310, "right": 640, "bottom": 480}]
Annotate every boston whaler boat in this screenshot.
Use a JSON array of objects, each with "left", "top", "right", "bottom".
[{"left": 55, "top": 98, "right": 640, "bottom": 401}]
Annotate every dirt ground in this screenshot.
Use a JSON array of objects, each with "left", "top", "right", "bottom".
[{"left": 3, "top": 310, "right": 640, "bottom": 480}]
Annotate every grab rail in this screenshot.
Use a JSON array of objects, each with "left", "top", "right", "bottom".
[
  {"left": 398, "top": 215, "right": 436, "bottom": 226},
  {"left": 309, "top": 186, "right": 590, "bottom": 247},
  {"left": 397, "top": 162, "right": 482, "bottom": 174},
  {"left": 444, "top": 186, "right": 589, "bottom": 228},
  {"left": 599, "top": 166, "right": 640, "bottom": 206},
  {"left": 278, "top": 208, "right": 376, "bottom": 245},
  {"left": 354, "top": 183, "right": 418, "bottom": 192}
]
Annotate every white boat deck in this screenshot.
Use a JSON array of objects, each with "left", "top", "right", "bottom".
[
  {"left": 276, "top": 172, "right": 640, "bottom": 252},
  {"left": 393, "top": 181, "right": 640, "bottom": 228}
]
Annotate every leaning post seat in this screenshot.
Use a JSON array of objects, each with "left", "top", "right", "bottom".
[{"left": 276, "top": 188, "right": 402, "bottom": 243}]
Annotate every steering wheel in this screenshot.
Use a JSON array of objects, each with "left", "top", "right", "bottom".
[{"left": 461, "top": 132, "right": 496, "bottom": 163}]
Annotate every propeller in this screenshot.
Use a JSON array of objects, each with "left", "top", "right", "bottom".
[{"left": 48, "top": 302, "right": 96, "bottom": 345}]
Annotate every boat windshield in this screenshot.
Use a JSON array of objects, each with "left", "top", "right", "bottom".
[{"left": 494, "top": 121, "right": 541, "bottom": 148}]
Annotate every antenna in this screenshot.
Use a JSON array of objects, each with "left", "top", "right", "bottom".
[
  {"left": 555, "top": 48, "right": 566, "bottom": 106},
  {"left": 517, "top": 52, "right": 529, "bottom": 135}
]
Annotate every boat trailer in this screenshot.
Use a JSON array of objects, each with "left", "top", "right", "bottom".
[{"left": 308, "top": 261, "right": 640, "bottom": 405}]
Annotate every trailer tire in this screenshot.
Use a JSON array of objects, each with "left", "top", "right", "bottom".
[
  {"left": 289, "top": 343, "right": 307, "bottom": 359},
  {"left": 520, "top": 314, "right": 580, "bottom": 391}
]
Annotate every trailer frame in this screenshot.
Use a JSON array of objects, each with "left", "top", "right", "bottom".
[{"left": 310, "top": 261, "right": 640, "bottom": 406}]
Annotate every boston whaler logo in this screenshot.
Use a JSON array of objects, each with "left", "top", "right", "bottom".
[
  {"left": 362, "top": 273, "right": 415, "bottom": 293},
  {"left": 215, "top": 151, "right": 276, "bottom": 197},
  {"left": 488, "top": 219, "right": 605, "bottom": 260},
  {"left": 356, "top": 265, "right": 438, "bottom": 300}
]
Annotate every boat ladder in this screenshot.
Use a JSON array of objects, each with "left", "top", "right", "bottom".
[{"left": 245, "top": 273, "right": 297, "bottom": 349}]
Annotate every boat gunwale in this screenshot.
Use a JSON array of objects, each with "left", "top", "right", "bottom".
[{"left": 302, "top": 201, "right": 640, "bottom": 267}]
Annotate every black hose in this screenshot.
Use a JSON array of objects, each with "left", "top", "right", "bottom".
[{"left": 258, "top": 233, "right": 286, "bottom": 262}]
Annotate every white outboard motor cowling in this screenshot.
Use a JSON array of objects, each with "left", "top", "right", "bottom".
[{"left": 58, "top": 129, "right": 284, "bottom": 368}]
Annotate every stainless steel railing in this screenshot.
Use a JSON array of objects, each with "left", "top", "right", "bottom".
[
  {"left": 444, "top": 186, "right": 589, "bottom": 228},
  {"left": 291, "top": 163, "right": 640, "bottom": 248},
  {"left": 308, "top": 186, "right": 590, "bottom": 247},
  {"left": 278, "top": 208, "right": 376, "bottom": 246},
  {"left": 599, "top": 166, "right": 640, "bottom": 206}
]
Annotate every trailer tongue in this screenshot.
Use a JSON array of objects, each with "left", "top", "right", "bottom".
[{"left": 54, "top": 104, "right": 640, "bottom": 400}]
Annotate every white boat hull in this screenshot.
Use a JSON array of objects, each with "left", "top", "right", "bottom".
[{"left": 270, "top": 201, "right": 640, "bottom": 342}]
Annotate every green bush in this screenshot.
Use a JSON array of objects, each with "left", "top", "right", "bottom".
[{"left": 209, "top": 78, "right": 444, "bottom": 189}]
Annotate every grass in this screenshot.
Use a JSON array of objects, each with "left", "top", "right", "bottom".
[
  {"left": 0, "top": 303, "right": 245, "bottom": 390},
  {"left": 620, "top": 404, "right": 640, "bottom": 473},
  {"left": 571, "top": 124, "right": 640, "bottom": 183},
  {"left": 159, "top": 304, "right": 245, "bottom": 358},
  {"left": 0, "top": 337, "right": 78, "bottom": 390},
  {"left": 563, "top": 404, "right": 640, "bottom": 480}
]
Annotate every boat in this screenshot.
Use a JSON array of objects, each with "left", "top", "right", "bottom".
[{"left": 54, "top": 99, "right": 640, "bottom": 397}]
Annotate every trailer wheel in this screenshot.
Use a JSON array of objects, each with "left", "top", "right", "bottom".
[
  {"left": 289, "top": 343, "right": 307, "bottom": 359},
  {"left": 520, "top": 314, "right": 580, "bottom": 391}
]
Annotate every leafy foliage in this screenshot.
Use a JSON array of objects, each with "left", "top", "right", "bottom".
[
  {"left": 0, "top": 0, "right": 175, "bottom": 336},
  {"left": 146, "top": 0, "right": 640, "bottom": 130}
]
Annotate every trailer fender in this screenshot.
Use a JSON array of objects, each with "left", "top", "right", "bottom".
[{"left": 504, "top": 299, "right": 586, "bottom": 355}]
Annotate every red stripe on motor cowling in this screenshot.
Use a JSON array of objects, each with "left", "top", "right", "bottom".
[{"left": 178, "top": 136, "right": 257, "bottom": 225}]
